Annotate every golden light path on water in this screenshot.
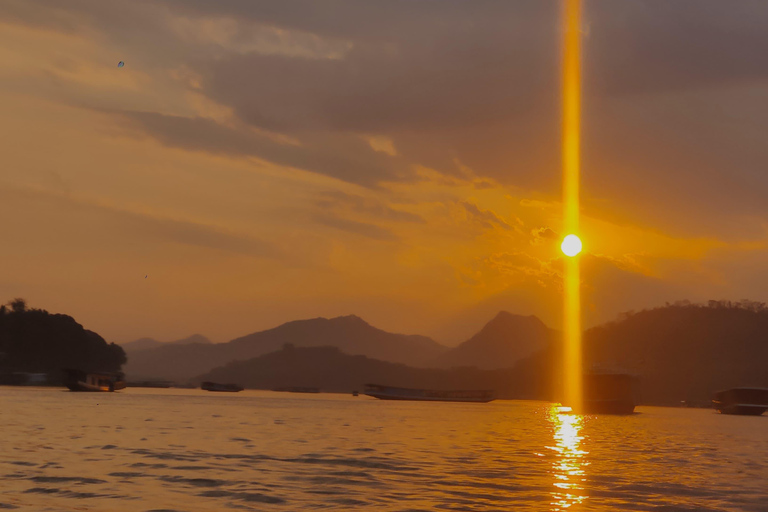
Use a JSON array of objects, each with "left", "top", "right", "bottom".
[
  {"left": 562, "top": 0, "right": 583, "bottom": 413},
  {"left": 548, "top": 405, "right": 589, "bottom": 510}
]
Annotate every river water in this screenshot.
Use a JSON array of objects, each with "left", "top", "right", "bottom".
[{"left": 0, "top": 387, "right": 765, "bottom": 511}]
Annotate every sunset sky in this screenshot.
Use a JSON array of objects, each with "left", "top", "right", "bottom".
[{"left": 2, "top": 0, "right": 768, "bottom": 345}]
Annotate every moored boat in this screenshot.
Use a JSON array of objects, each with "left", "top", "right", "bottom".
[
  {"left": 201, "top": 381, "right": 244, "bottom": 392},
  {"left": 712, "top": 387, "right": 768, "bottom": 416},
  {"left": 582, "top": 373, "right": 636, "bottom": 414},
  {"left": 127, "top": 380, "right": 174, "bottom": 388},
  {"left": 364, "top": 383, "right": 494, "bottom": 403},
  {"left": 64, "top": 368, "right": 126, "bottom": 392},
  {"left": 272, "top": 386, "right": 320, "bottom": 393}
]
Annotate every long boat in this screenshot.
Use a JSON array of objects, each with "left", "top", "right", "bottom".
[
  {"left": 127, "top": 380, "right": 174, "bottom": 388},
  {"left": 63, "top": 368, "right": 126, "bottom": 392},
  {"left": 364, "top": 383, "right": 494, "bottom": 403},
  {"left": 712, "top": 387, "right": 768, "bottom": 416},
  {"left": 272, "top": 386, "right": 320, "bottom": 393},
  {"left": 201, "top": 381, "right": 244, "bottom": 392}
]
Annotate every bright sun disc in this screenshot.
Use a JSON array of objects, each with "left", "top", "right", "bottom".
[{"left": 561, "top": 234, "right": 582, "bottom": 257}]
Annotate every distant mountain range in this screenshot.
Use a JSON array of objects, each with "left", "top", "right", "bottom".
[
  {"left": 122, "top": 301, "right": 768, "bottom": 405},
  {"left": 123, "top": 312, "right": 551, "bottom": 381},
  {"left": 121, "top": 315, "right": 450, "bottom": 381}
]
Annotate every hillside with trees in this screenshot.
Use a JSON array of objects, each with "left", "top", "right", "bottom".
[
  {"left": 0, "top": 299, "right": 125, "bottom": 380},
  {"left": 583, "top": 300, "right": 768, "bottom": 404}
]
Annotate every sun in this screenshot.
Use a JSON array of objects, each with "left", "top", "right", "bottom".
[{"left": 561, "top": 234, "right": 582, "bottom": 257}]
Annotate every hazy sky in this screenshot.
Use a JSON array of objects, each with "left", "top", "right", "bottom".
[{"left": 2, "top": 0, "right": 768, "bottom": 345}]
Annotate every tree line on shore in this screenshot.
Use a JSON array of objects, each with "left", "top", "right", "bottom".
[{"left": 0, "top": 298, "right": 125, "bottom": 384}]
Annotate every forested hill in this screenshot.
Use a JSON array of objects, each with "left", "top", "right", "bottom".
[
  {"left": 583, "top": 300, "right": 768, "bottom": 404},
  {"left": 0, "top": 299, "right": 126, "bottom": 375}
]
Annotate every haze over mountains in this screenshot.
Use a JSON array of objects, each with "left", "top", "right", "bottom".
[
  {"left": 434, "top": 312, "right": 554, "bottom": 370},
  {"left": 120, "top": 300, "right": 768, "bottom": 405},
  {"left": 121, "top": 315, "right": 450, "bottom": 381},
  {"left": 194, "top": 345, "right": 540, "bottom": 398},
  {"left": 121, "top": 334, "right": 212, "bottom": 354}
]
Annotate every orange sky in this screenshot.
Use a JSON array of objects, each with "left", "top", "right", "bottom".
[{"left": 2, "top": 1, "right": 767, "bottom": 345}]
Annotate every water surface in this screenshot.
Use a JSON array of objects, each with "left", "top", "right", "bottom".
[{"left": 0, "top": 387, "right": 765, "bottom": 511}]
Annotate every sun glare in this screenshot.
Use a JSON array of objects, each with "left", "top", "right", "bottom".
[
  {"left": 561, "top": 234, "right": 582, "bottom": 257},
  {"left": 562, "top": 0, "right": 583, "bottom": 412}
]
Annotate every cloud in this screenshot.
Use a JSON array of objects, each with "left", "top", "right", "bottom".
[
  {"left": 9, "top": 0, "right": 768, "bottom": 236},
  {"left": 314, "top": 190, "right": 424, "bottom": 224},
  {"left": 482, "top": 252, "right": 551, "bottom": 280},
  {"left": 5, "top": 0, "right": 768, "bottom": 345},
  {"left": 531, "top": 227, "right": 559, "bottom": 244},
  {"left": 459, "top": 201, "right": 515, "bottom": 232},
  {"left": 166, "top": 0, "right": 768, "bottom": 238},
  {"left": 112, "top": 110, "right": 412, "bottom": 186},
  {"left": 0, "top": 184, "right": 278, "bottom": 258},
  {"left": 585, "top": 0, "right": 768, "bottom": 97},
  {"left": 313, "top": 213, "right": 397, "bottom": 241}
]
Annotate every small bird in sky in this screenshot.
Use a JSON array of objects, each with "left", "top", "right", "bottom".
[
  {"left": 145, "top": 275, "right": 148, "bottom": 279},
  {"left": 117, "top": 61, "right": 125, "bottom": 68}
]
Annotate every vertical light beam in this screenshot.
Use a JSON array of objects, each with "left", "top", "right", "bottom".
[{"left": 562, "top": 0, "right": 582, "bottom": 413}]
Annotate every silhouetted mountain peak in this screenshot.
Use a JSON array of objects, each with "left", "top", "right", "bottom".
[
  {"left": 485, "top": 311, "right": 546, "bottom": 329},
  {"left": 121, "top": 337, "right": 162, "bottom": 352},
  {"left": 121, "top": 333, "right": 212, "bottom": 353},
  {"left": 171, "top": 334, "right": 212, "bottom": 345},
  {"left": 333, "top": 314, "right": 370, "bottom": 326},
  {"left": 433, "top": 311, "right": 553, "bottom": 370},
  {"left": 269, "top": 314, "right": 370, "bottom": 332}
]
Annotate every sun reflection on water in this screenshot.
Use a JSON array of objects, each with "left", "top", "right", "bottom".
[{"left": 547, "top": 405, "right": 588, "bottom": 510}]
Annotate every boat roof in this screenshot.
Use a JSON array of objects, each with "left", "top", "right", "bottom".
[
  {"left": 364, "top": 383, "right": 493, "bottom": 393},
  {"left": 715, "top": 387, "right": 768, "bottom": 392}
]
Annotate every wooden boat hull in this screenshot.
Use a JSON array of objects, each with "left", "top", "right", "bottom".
[
  {"left": 63, "top": 369, "right": 125, "bottom": 392},
  {"left": 66, "top": 381, "right": 113, "bottom": 392},
  {"left": 364, "top": 384, "right": 494, "bottom": 403},
  {"left": 127, "top": 381, "right": 173, "bottom": 388},
  {"left": 712, "top": 388, "right": 768, "bottom": 416},
  {"left": 365, "top": 393, "right": 494, "bottom": 403},
  {"left": 714, "top": 404, "right": 766, "bottom": 416},
  {"left": 201, "top": 381, "right": 243, "bottom": 392},
  {"left": 272, "top": 387, "right": 320, "bottom": 393}
]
